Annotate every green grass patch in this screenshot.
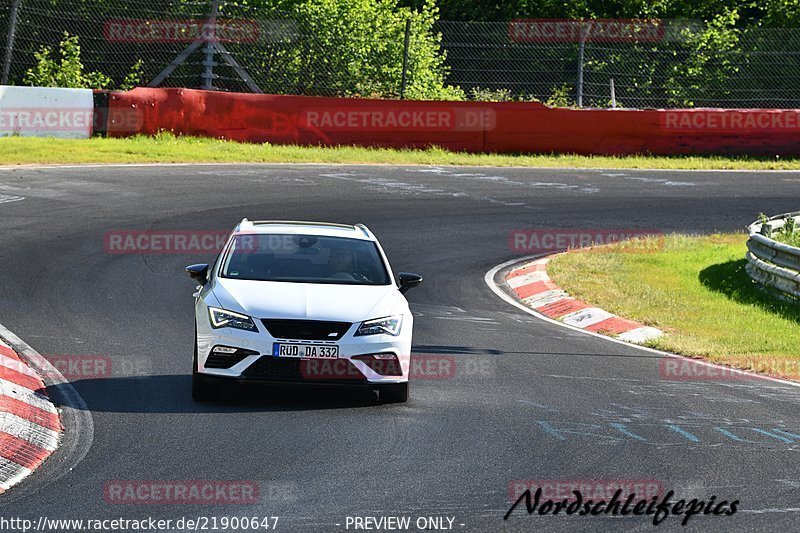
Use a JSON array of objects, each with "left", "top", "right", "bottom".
[
  {"left": 2, "top": 133, "right": 800, "bottom": 169},
  {"left": 548, "top": 233, "right": 800, "bottom": 380},
  {"left": 773, "top": 231, "right": 800, "bottom": 247}
]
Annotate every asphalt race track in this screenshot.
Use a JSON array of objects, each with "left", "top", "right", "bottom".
[{"left": 2, "top": 164, "right": 800, "bottom": 532}]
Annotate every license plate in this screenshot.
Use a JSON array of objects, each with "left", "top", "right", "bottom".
[{"left": 273, "top": 343, "right": 339, "bottom": 359}]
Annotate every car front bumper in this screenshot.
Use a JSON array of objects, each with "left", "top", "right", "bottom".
[{"left": 195, "top": 315, "right": 412, "bottom": 385}]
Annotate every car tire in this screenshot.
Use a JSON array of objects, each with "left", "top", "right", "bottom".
[
  {"left": 191, "top": 326, "right": 215, "bottom": 402},
  {"left": 379, "top": 382, "right": 409, "bottom": 403}
]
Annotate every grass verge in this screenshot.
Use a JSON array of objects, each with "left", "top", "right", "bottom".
[
  {"left": 547, "top": 233, "right": 800, "bottom": 380},
  {"left": 2, "top": 134, "right": 800, "bottom": 169}
]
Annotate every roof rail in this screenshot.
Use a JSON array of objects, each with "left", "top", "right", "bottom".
[
  {"left": 249, "top": 220, "right": 356, "bottom": 229},
  {"left": 354, "top": 223, "right": 372, "bottom": 238}
]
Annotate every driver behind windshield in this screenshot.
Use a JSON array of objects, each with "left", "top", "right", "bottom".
[{"left": 329, "top": 247, "right": 356, "bottom": 278}]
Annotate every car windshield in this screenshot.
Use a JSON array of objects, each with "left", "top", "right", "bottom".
[{"left": 219, "top": 233, "right": 391, "bottom": 285}]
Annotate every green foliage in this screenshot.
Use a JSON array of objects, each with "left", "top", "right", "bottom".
[
  {"left": 666, "top": 9, "right": 742, "bottom": 107},
  {"left": 119, "top": 60, "right": 144, "bottom": 92},
  {"left": 24, "top": 33, "right": 112, "bottom": 89},
  {"left": 235, "top": 0, "right": 462, "bottom": 99},
  {"left": 545, "top": 84, "right": 575, "bottom": 107},
  {"left": 401, "top": 0, "right": 800, "bottom": 27},
  {"left": 760, "top": 0, "right": 800, "bottom": 27},
  {"left": 469, "top": 87, "right": 512, "bottom": 101},
  {"left": 757, "top": 212, "right": 800, "bottom": 245},
  {"left": 17, "top": 0, "right": 800, "bottom": 104},
  {"left": 773, "top": 215, "right": 800, "bottom": 246},
  {"left": 468, "top": 87, "right": 540, "bottom": 101},
  {"left": 23, "top": 32, "right": 142, "bottom": 90}
]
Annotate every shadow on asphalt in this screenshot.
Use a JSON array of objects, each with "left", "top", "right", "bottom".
[
  {"left": 45, "top": 345, "right": 665, "bottom": 414},
  {"left": 48, "top": 375, "right": 383, "bottom": 413}
]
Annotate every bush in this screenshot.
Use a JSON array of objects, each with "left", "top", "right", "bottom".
[
  {"left": 23, "top": 32, "right": 142, "bottom": 90},
  {"left": 468, "top": 87, "right": 542, "bottom": 102},
  {"left": 545, "top": 84, "right": 575, "bottom": 107},
  {"left": 239, "top": 0, "right": 462, "bottom": 99}
]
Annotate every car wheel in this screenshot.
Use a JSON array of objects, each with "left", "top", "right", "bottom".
[
  {"left": 379, "top": 382, "right": 409, "bottom": 403},
  {"left": 191, "top": 326, "right": 215, "bottom": 402}
]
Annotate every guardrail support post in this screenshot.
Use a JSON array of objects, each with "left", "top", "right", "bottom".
[
  {"left": 400, "top": 19, "right": 411, "bottom": 100},
  {"left": 201, "top": 0, "right": 220, "bottom": 91},
  {"left": 576, "top": 20, "right": 591, "bottom": 108},
  {"left": 2, "top": 0, "right": 23, "bottom": 85},
  {"left": 148, "top": 0, "right": 261, "bottom": 92},
  {"left": 610, "top": 78, "right": 616, "bottom": 108}
]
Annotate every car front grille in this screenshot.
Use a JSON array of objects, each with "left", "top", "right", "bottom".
[
  {"left": 242, "top": 356, "right": 303, "bottom": 379},
  {"left": 261, "top": 319, "right": 352, "bottom": 340},
  {"left": 205, "top": 352, "right": 250, "bottom": 369},
  {"left": 242, "top": 356, "right": 367, "bottom": 382}
]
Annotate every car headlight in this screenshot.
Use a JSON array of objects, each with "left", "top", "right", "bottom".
[
  {"left": 354, "top": 315, "right": 402, "bottom": 336},
  {"left": 208, "top": 306, "right": 258, "bottom": 332}
]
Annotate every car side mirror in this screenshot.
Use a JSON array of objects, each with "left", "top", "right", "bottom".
[
  {"left": 186, "top": 264, "right": 209, "bottom": 284},
  {"left": 398, "top": 272, "right": 423, "bottom": 294}
]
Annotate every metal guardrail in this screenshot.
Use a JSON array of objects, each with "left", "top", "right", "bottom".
[{"left": 746, "top": 211, "right": 800, "bottom": 300}]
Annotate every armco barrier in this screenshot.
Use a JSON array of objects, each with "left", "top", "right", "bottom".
[
  {"left": 100, "top": 87, "right": 800, "bottom": 156},
  {"left": 101, "top": 88, "right": 490, "bottom": 151},
  {"left": 746, "top": 212, "right": 800, "bottom": 300},
  {"left": 0, "top": 86, "right": 94, "bottom": 139}
]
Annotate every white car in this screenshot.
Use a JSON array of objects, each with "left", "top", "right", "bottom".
[{"left": 186, "top": 219, "right": 422, "bottom": 403}]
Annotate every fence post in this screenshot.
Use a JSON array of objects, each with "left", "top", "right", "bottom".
[
  {"left": 577, "top": 21, "right": 590, "bottom": 108},
  {"left": 2, "top": 0, "right": 23, "bottom": 85},
  {"left": 610, "top": 78, "right": 616, "bottom": 108},
  {"left": 201, "top": 0, "right": 220, "bottom": 90},
  {"left": 400, "top": 19, "right": 411, "bottom": 99}
]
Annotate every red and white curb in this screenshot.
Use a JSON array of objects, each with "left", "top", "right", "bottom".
[
  {"left": 0, "top": 337, "right": 62, "bottom": 493},
  {"left": 504, "top": 256, "right": 663, "bottom": 344}
]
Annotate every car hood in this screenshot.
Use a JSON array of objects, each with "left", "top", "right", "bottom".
[{"left": 211, "top": 278, "right": 406, "bottom": 322}]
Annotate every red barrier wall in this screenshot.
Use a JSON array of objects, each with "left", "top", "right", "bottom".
[{"left": 104, "top": 87, "right": 800, "bottom": 156}]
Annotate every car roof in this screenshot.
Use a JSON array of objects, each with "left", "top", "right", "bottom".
[{"left": 233, "top": 219, "right": 375, "bottom": 240}]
